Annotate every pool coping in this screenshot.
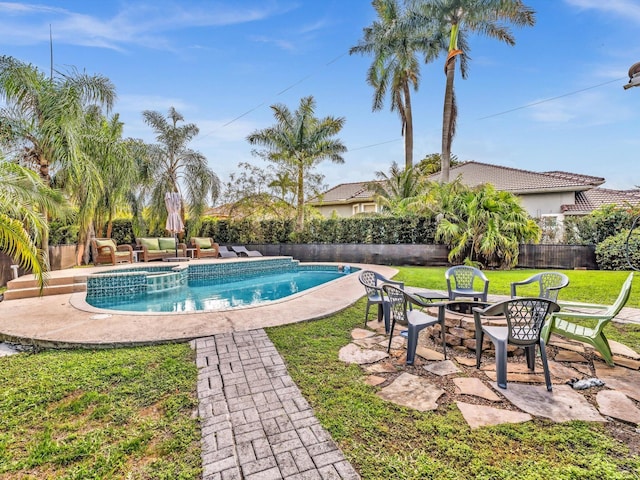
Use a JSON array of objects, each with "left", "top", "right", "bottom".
[{"left": 0, "top": 261, "right": 398, "bottom": 349}]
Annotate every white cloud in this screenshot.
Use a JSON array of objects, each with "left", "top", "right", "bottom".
[
  {"left": 0, "top": 1, "right": 296, "bottom": 51},
  {"left": 564, "top": 0, "right": 640, "bottom": 23},
  {"left": 527, "top": 91, "right": 633, "bottom": 126}
]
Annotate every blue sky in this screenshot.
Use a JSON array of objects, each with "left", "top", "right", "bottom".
[{"left": 1, "top": 0, "right": 639, "bottom": 196}]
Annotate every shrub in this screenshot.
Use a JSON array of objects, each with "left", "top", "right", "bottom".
[
  {"left": 564, "top": 205, "right": 639, "bottom": 245},
  {"left": 595, "top": 229, "right": 640, "bottom": 270},
  {"left": 49, "top": 219, "right": 79, "bottom": 246}
]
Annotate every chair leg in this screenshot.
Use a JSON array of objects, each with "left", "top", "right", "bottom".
[
  {"left": 475, "top": 330, "right": 484, "bottom": 368},
  {"left": 539, "top": 339, "right": 552, "bottom": 392},
  {"left": 382, "top": 302, "right": 390, "bottom": 334},
  {"left": 440, "top": 308, "right": 447, "bottom": 360},
  {"left": 593, "top": 333, "right": 615, "bottom": 367},
  {"left": 540, "top": 319, "right": 553, "bottom": 345},
  {"left": 406, "top": 324, "right": 418, "bottom": 365},
  {"left": 387, "top": 319, "right": 397, "bottom": 353},
  {"left": 495, "top": 340, "right": 508, "bottom": 389},
  {"left": 377, "top": 303, "right": 383, "bottom": 322},
  {"left": 364, "top": 302, "right": 371, "bottom": 327},
  {"left": 525, "top": 346, "right": 536, "bottom": 371}
]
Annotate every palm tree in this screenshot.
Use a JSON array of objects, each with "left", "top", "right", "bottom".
[
  {"left": 416, "top": 152, "right": 460, "bottom": 176},
  {"left": 435, "top": 183, "right": 540, "bottom": 268},
  {"left": 247, "top": 96, "right": 346, "bottom": 231},
  {"left": 142, "top": 107, "right": 220, "bottom": 235},
  {"left": 0, "top": 157, "right": 68, "bottom": 287},
  {"left": 367, "top": 161, "right": 426, "bottom": 214},
  {"left": 73, "top": 108, "right": 142, "bottom": 263},
  {"left": 350, "top": 0, "right": 442, "bottom": 169},
  {"left": 0, "top": 55, "right": 116, "bottom": 250},
  {"left": 269, "top": 171, "right": 296, "bottom": 203},
  {"left": 411, "top": 1, "right": 535, "bottom": 182}
]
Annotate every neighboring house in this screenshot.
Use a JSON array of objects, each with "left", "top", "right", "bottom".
[
  {"left": 309, "top": 161, "right": 639, "bottom": 221},
  {"left": 307, "top": 181, "right": 380, "bottom": 218}
]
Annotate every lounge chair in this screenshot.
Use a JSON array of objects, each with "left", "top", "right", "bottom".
[
  {"left": 231, "top": 245, "right": 262, "bottom": 257},
  {"left": 190, "top": 237, "right": 220, "bottom": 259},
  {"left": 218, "top": 246, "right": 239, "bottom": 258},
  {"left": 541, "top": 272, "right": 634, "bottom": 366},
  {"left": 91, "top": 238, "right": 133, "bottom": 265}
]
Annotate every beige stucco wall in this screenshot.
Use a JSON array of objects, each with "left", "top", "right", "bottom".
[
  {"left": 314, "top": 204, "right": 354, "bottom": 218},
  {"left": 313, "top": 202, "right": 380, "bottom": 218},
  {"left": 518, "top": 191, "right": 576, "bottom": 217}
]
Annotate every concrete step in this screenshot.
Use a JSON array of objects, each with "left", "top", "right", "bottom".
[
  {"left": 3, "top": 282, "right": 87, "bottom": 300},
  {"left": 7, "top": 274, "right": 87, "bottom": 291}
]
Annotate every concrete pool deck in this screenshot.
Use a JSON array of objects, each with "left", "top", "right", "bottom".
[{"left": 0, "top": 260, "right": 397, "bottom": 347}]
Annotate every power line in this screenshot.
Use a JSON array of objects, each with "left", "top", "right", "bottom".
[
  {"left": 477, "top": 77, "right": 625, "bottom": 120},
  {"left": 196, "top": 51, "right": 350, "bottom": 141},
  {"left": 348, "top": 138, "right": 401, "bottom": 152}
]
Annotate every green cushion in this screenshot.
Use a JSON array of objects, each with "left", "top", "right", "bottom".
[
  {"left": 95, "top": 238, "right": 117, "bottom": 250},
  {"left": 193, "top": 237, "right": 211, "bottom": 249},
  {"left": 158, "top": 237, "right": 177, "bottom": 250},
  {"left": 138, "top": 237, "right": 160, "bottom": 250}
]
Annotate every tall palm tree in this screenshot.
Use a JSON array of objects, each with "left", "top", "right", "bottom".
[
  {"left": 142, "top": 107, "right": 220, "bottom": 235},
  {"left": 71, "top": 108, "right": 141, "bottom": 263},
  {"left": 0, "top": 55, "right": 115, "bottom": 250},
  {"left": 0, "top": 157, "right": 68, "bottom": 287},
  {"left": 351, "top": 0, "right": 442, "bottom": 169},
  {"left": 247, "top": 96, "right": 346, "bottom": 231},
  {"left": 411, "top": 0, "right": 535, "bottom": 182}
]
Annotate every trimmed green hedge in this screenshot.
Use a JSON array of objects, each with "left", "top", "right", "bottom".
[{"left": 197, "top": 216, "right": 437, "bottom": 244}]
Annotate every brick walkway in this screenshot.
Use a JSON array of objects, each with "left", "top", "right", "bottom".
[{"left": 194, "top": 330, "right": 360, "bottom": 480}]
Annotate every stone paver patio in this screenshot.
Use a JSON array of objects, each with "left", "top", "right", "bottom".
[{"left": 339, "top": 321, "right": 640, "bottom": 430}]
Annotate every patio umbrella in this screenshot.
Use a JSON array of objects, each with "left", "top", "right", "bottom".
[{"left": 164, "top": 191, "right": 184, "bottom": 258}]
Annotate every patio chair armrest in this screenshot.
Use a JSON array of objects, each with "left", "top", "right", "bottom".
[
  {"left": 510, "top": 277, "right": 536, "bottom": 297},
  {"left": 551, "top": 310, "right": 604, "bottom": 321},
  {"left": 117, "top": 244, "right": 133, "bottom": 253},
  {"left": 558, "top": 301, "right": 608, "bottom": 311}
]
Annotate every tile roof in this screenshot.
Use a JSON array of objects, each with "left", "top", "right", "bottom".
[
  {"left": 308, "top": 181, "right": 378, "bottom": 204},
  {"left": 429, "top": 161, "right": 605, "bottom": 193},
  {"left": 561, "top": 188, "right": 640, "bottom": 214}
]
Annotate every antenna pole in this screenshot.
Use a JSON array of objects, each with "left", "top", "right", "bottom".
[{"left": 49, "top": 24, "right": 53, "bottom": 80}]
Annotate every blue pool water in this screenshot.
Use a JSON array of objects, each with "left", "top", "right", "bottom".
[{"left": 87, "top": 270, "right": 345, "bottom": 313}]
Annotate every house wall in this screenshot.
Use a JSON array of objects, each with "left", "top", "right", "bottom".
[
  {"left": 519, "top": 191, "right": 576, "bottom": 217},
  {"left": 314, "top": 203, "right": 378, "bottom": 218}
]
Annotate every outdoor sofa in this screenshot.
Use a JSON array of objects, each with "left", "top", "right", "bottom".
[{"left": 135, "top": 237, "right": 186, "bottom": 262}]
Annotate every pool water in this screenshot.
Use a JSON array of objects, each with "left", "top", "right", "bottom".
[{"left": 87, "top": 270, "right": 345, "bottom": 313}]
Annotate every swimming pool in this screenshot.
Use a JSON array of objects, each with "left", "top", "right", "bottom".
[{"left": 85, "top": 258, "right": 355, "bottom": 313}]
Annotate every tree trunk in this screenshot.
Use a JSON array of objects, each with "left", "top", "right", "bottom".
[
  {"left": 296, "top": 162, "right": 305, "bottom": 232},
  {"left": 440, "top": 57, "right": 457, "bottom": 183},
  {"left": 403, "top": 83, "right": 414, "bottom": 170}
]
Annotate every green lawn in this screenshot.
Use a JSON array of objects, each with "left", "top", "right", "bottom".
[
  {"left": 0, "top": 344, "right": 201, "bottom": 479},
  {"left": 1, "top": 266, "right": 639, "bottom": 479},
  {"left": 268, "top": 294, "right": 640, "bottom": 479},
  {"left": 394, "top": 267, "right": 639, "bottom": 307}
]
